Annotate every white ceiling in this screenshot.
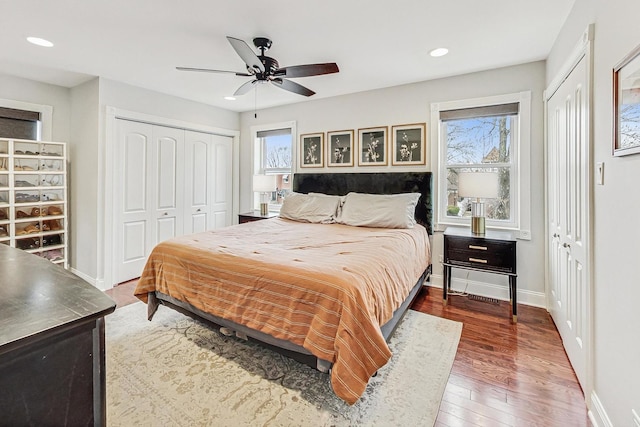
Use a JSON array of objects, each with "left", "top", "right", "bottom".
[{"left": 1, "top": 0, "right": 575, "bottom": 113}]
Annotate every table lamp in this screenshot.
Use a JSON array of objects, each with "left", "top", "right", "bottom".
[
  {"left": 253, "top": 174, "right": 277, "bottom": 215},
  {"left": 457, "top": 171, "right": 499, "bottom": 235}
]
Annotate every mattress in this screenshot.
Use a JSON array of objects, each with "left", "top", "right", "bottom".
[{"left": 135, "top": 217, "right": 431, "bottom": 404}]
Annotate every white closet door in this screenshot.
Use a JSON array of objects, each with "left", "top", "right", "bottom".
[
  {"left": 211, "top": 134, "right": 233, "bottom": 229},
  {"left": 184, "top": 131, "right": 233, "bottom": 233},
  {"left": 152, "top": 126, "right": 184, "bottom": 244},
  {"left": 115, "top": 121, "right": 230, "bottom": 284},
  {"left": 546, "top": 55, "right": 589, "bottom": 390},
  {"left": 184, "top": 131, "right": 212, "bottom": 234},
  {"left": 116, "top": 120, "right": 153, "bottom": 283}
]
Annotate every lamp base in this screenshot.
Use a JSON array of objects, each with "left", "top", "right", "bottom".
[
  {"left": 471, "top": 216, "right": 485, "bottom": 235},
  {"left": 260, "top": 202, "right": 269, "bottom": 216}
]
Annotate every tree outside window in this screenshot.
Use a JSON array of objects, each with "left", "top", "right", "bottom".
[
  {"left": 442, "top": 110, "right": 516, "bottom": 224},
  {"left": 258, "top": 129, "right": 292, "bottom": 208}
]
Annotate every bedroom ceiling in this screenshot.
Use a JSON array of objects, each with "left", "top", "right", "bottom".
[{"left": 0, "top": 0, "right": 575, "bottom": 113}]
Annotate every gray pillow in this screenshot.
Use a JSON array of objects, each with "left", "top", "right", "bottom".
[
  {"left": 338, "top": 192, "right": 420, "bottom": 228},
  {"left": 279, "top": 192, "right": 341, "bottom": 223}
]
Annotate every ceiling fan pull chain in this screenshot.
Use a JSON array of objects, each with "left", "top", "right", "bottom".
[{"left": 254, "top": 85, "right": 258, "bottom": 119}]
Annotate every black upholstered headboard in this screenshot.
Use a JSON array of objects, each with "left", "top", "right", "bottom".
[{"left": 292, "top": 172, "right": 433, "bottom": 234}]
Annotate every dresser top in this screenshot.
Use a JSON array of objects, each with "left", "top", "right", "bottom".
[
  {"left": 444, "top": 225, "right": 517, "bottom": 242},
  {"left": 0, "top": 245, "right": 116, "bottom": 352}
]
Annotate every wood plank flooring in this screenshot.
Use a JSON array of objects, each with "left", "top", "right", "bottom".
[{"left": 105, "top": 282, "right": 590, "bottom": 426}]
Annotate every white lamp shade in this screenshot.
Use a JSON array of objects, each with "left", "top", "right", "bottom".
[
  {"left": 457, "top": 172, "right": 499, "bottom": 199},
  {"left": 252, "top": 174, "right": 277, "bottom": 192}
]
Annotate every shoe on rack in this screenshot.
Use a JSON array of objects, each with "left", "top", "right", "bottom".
[{"left": 47, "top": 206, "right": 62, "bottom": 215}]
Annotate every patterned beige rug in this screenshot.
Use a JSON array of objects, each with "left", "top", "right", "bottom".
[{"left": 106, "top": 302, "right": 462, "bottom": 427}]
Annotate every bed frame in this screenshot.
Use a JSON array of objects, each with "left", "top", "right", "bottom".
[{"left": 149, "top": 172, "right": 433, "bottom": 373}]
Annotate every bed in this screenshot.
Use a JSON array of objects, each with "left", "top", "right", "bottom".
[{"left": 134, "top": 172, "right": 432, "bottom": 404}]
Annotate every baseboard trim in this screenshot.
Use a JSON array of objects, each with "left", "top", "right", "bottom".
[
  {"left": 69, "top": 267, "right": 106, "bottom": 290},
  {"left": 589, "top": 391, "right": 612, "bottom": 427},
  {"left": 429, "top": 273, "right": 546, "bottom": 308}
]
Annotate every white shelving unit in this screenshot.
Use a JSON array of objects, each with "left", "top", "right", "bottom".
[{"left": 0, "top": 138, "right": 68, "bottom": 268}]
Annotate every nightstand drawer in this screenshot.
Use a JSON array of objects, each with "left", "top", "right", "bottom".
[{"left": 446, "top": 236, "right": 515, "bottom": 273}]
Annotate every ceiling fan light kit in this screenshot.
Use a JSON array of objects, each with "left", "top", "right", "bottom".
[{"left": 177, "top": 36, "right": 339, "bottom": 97}]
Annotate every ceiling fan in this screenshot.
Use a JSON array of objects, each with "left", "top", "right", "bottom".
[{"left": 177, "top": 36, "right": 339, "bottom": 97}]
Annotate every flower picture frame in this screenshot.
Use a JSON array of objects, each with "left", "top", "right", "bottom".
[
  {"left": 327, "top": 130, "right": 354, "bottom": 167},
  {"left": 613, "top": 43, "right": 640, "bottom": 156},
  {"left": 300, "top": 133, "right": 324, "bottom": 167},
  {"left": 391, "top": 123, "right": 426, "bottom": 165},
  {"left": 357, "top": 126, "right": 387, "bottom": 166}
]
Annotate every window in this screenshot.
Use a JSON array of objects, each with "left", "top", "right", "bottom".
[
  {"left": 433, "top": 92, "right": 531, "bottom": 236},
  {"left": 252, "top": 122, "right": 295, "bottom": 211},
  {"left": 0, "top": 98, "right": 52, "bottom": 141},
  {"left": 0, "top": 107, "right": 41, "bottom": 140}
]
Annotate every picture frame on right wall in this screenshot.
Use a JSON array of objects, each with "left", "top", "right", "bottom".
[
  {"left": 391, "top": 123, "right": 426, "bottom": 165},
  {"left": 613, "top": 43, "right": 640, "bottom": 157}
]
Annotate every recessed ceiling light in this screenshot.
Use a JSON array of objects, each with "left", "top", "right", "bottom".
[
  {"left": 27, "top": 37, "right": 54, "bottom": 47},
  {"left": 224, "top": 96, "right": 236, "bottom": 101},
  {"left": 429, "top": 47, "right": 449, "bottom": 57}
]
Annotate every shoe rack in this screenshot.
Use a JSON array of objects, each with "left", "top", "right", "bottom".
[{"left": 0, "top": 138, "right": 68, "bottom": 268}]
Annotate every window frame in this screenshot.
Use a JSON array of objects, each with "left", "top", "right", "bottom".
[
  {"left": 0, "top": 98, "right": 52, "bottom": 140},
  {"left": 250, "top": 121, "right": 296, "bottom": 212},
  {"left": 431, "top": 92, "right": 532, "bottom": 239}
]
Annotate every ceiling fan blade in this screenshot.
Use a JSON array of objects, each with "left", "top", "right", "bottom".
[
  {"left": 271, "top": 78, "right": 315, "bottom": 97},
  {"left": 226, "top": 36, "right": 265, "bottom": 74},
  {"left": 275, "top": 63, "right": 339, "bottom": 78},
  {"left": 176, "top": 67, "right": 252, "bottom": 77},
  {"left": 234, "top": 80, "right": 258, "bottom": 96}
]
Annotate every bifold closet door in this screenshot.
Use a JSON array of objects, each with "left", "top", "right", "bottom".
[
  {"left": 184, "top": 131, "right": 232, "bottom": 234},
  {"left": 115, "top": 120, "right": 184, "bottom": 284},
  {"left": 546, "top": 55, "right": 589, "bottom": 390}
]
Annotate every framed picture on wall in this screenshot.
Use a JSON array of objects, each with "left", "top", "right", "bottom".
[
  {"left": 357, "top": 126, "right": 387, "bottom": 166},
  {"left": 300, "top": 132, "right": 324, "bottom": 167},
  {"left": 613, "top": 43, "right": 640, "bottom": 157},
  {"left": 327, "top": 130, "right": 354, "bottom": 167},
  {"left": 391, "top": 123, "right": 426, "bottom": 165}
]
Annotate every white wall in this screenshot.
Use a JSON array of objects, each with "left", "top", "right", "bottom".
[
  {"left": 98, "top": 79, "right": 239, "bottom": 130},
  {"left": 239, "top": 61, "right": 547, "bottom": 305},
  {"left": 549, "top": 1, "right": 640, "bottom": 424},
  {"left": 0, "top": 72, "right": 71, "bottom": 142},
  {"left": 69, "top": 78, "right": 100, "bottom": 279}
]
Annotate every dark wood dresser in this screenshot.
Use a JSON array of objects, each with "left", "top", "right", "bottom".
[
  {"left": 0, "top": 245, "right": 116, "bottom": 426},
  {"left": 443, "top": 226, "right": 518, "bottom": 322}
]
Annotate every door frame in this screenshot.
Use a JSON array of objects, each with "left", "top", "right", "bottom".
[
  {"left": 102, "top": 107, "right": 240, "bottom": 291},
  {"left": 543, "top": 24, "right": 594, "bottom": 407}
]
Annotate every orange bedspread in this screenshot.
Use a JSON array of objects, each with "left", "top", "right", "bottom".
[{"left": 135, "top": 217, "right": 430, "bottom": 404}]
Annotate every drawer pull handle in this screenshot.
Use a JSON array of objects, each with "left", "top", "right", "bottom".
[
  {"left": 469, "top": 245, "right": 488, "bottom": 251},
  {"left": 469, "top": 257, "right": 488, "bottom": 264}
]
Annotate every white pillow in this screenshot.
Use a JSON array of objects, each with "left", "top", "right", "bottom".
[
  {"left": 279, "top": 192, "right": 341, "bottom": 223},
  {"left": 309, "top": 192, "right": 346, "bottom": 217},
  {"left": 338, "top": 192, "right": 421, "bottom": 228}
]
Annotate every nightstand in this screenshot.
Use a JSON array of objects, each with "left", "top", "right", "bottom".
[
  {"left": 443, "top": 226, "right": 518, "bottom": 322},
  {"left": 238, "top": 211, "right": 278, "bottom": 224}
]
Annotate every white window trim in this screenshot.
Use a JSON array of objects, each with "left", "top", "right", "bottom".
[
  {"left": 431, "top": 91, "right": 532, "bottom": 240},
  {"left": 0, "top": 98, "right": 53, "bottom": 141},
  {"left": 250, "top": 120, "right": 296, "bottom": 211}
]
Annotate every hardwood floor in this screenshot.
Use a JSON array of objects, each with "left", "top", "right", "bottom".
[
  {"left": 105, "top": 281, "right": 590, "bottom": 426},
  {"left": 412, "top": 287, "right": 590, "bottom": 427}
]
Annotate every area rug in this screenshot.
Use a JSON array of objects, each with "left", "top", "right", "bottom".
[{"left": 105, "top": 302, "right": 462, "bottom": 427}]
